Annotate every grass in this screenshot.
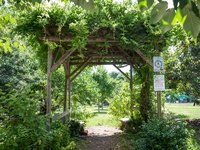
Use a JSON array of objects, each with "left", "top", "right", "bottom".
[
  {"left": 85, "top": 106, "right": 120, "bottom": 127},
  {"left": 165, "top": 103, "right": 200, "bottom": 119}
]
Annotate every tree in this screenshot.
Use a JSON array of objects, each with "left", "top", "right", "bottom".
[
  {"left": 165, "top": 41, "right": 200, "bottom": 98},
  {"left": 0, "top": 49, "right": 41, "bottom": 93},
  {"left": 72, "top": 67, "right": 99, "bottom": 105},
  {"left": 93, "top": 66, "right": 115, "bottom": 112}
]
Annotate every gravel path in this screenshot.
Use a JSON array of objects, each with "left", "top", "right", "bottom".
[{"left": 79, "top": 126, "right": 123, "bottom": 150}]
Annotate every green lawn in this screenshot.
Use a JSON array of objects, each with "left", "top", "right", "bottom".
[
  {"left": 85, "top": 106, "right": 120, "bottom": 127},
  {"left": 165, "top": 103, "right": 200, "bottom": 119}
]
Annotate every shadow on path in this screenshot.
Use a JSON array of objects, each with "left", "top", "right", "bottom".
[{"left": 78, "top": 126, "right": 129, "bottom": 150}]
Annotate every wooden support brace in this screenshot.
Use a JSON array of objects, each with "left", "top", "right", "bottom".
[
  {"left": 51, "top": 48, "right": 76, "bottom": 71},
  {"left": 70, "top": 57, "right": 91, "bottom": 77},
  {"left": 113, "top": 64, "right": 131, "bottom": 81},
  {"left": 71, "top": 57, "right": 91, "bottom": 81},
  {"left": 134, "top": 49, "right": 153, "bottom": 67}
]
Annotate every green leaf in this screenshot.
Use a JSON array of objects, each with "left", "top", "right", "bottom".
[
  {"left": 161, "top": 8, "right": 175, "bottom": 33},
  {"left": 150, "top": 1, "right": 168, "bottom": 24},
  {"left": 138, "top": 0, "right": 154, "bottom": 10},
  {"left": 162, "top": 8, "right": 175, "bottom": 25},
  {"left": 181, "top": 4, "right": 200, "bottom": 38},
  {"left": 172, "top": 8, "right": 186, "bottom": 25},
  {"left": 147, "top": 0, "right": 154, "bottom": 8},
  {"left": 198, "top": 1, "right": 200, "bottom": 13},
  {"left": 138, "top": 0, "right": 147, "bottom": 11}
]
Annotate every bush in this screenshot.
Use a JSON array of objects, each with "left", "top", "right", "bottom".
[
  {"left": 135, "top": 113, "right": 196, "bottom": 150},
  {"left": 0, "top": 90, "right": 49, "bottom": 150},
  {"left": 68, "top": 120, "right": 84, "bottom": 137},
  {"left": 0, "top": 89, "right": 72, "bottom": 150}
]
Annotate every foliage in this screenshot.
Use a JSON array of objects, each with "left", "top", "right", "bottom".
[
  {"left": 48, "top": 121, "right": 71, "bottom": 150},
  {"left": 68, "top": 120, "right": 84, "bottom": 137},
  {"left": 0, "top": 89, "right": 49, "bottom": 150},
  {"left": 0, "top": 4, "right": 17, "bottom": 53},
  {"left": 109, "top": 82, "right": 131, "bottom": 119},
  {"left": 164, "top": 39, "right": 200, "bottom": 98},
  {"left": 93, "top": 66, "right": 116, "bottom": 110},
  {"left": 138, "top": 0, "right": 200, "bottom": 38},
  {"left": 0, "top": 49, "right": 41, "bottom": 93},
  {"left": 0, "top": 88, "right": 75, "bottom": 150},
  {"left": 71, "top": 102, "right": 94, "bottom": 121},
  {"left": 134, "top": 113, "right": 196, "bottom": 150},
  {"left": 72, "top": 67, "right": 99, "bottom": 105},
  {"left": 137, "top": 65, "right": 153, "bottom": 122}
]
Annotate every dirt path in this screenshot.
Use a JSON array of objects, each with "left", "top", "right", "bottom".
[{"left": 78, "top": 126, "right": 125, "bottom": 150}]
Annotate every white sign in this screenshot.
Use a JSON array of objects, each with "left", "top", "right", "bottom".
[
  {"left": 153, "top": 56, "right": 164, "bottom": 72},
  {"left": 154, "top": 75, "right": 165, "bottom": 91}
]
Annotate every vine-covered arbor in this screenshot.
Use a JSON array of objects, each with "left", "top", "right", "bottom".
[
  {"left": 15, "top": 0, "right": 166, "bottom": 127},
  {"left": 45, "top": 34, "right": 152, "bottom": 124}
]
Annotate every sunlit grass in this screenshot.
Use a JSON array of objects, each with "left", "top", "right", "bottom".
[
  {"left": 85, "top": 106, "right": 120, "bottom": 127},
  {"left": 165, "top": 103, "right": 200, "bottom": 119}
]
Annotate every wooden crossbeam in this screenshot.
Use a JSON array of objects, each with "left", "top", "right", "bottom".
[
  {"left": 70, "top": 61, "right": 128, "bottom": 65},
  {"left": 42, "top": 36, "right": 118, "bottom": 43}
]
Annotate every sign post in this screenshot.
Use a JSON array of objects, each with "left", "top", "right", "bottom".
[{"left": 153, "top": 56, "right": 165, "bottom": 118}]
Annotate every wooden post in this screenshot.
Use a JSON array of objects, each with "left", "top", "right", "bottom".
[
  {"left": 157, "top": 91, "right": 162, "bottom": 118},
  {"left": 63, "top": 60, "right": 71, "bottom": 122},
  {"left": 130, "top": 64, "right": 133, "bottom": 117},
  {"left": 66, "top": 61, "right": 71, "bottom": 114},
  {"left": 46, "top": 47, "right": 53, "bottom": 130},
  {"left": 64, "top": 75, "right": 67, "bottom": 113}
]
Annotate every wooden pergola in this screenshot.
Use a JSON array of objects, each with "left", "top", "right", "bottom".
[{"left": 45, "top": 34, "right": 153, "bottom": 128}]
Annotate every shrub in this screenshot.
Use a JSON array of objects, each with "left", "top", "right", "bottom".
[
  {"left": 0, "top": 89, "right": 72, "bottom": 150},
  {"left": 0, "top": 90, "right": 49, "bottom": 150},
  {"left": 135, "top": 113, "right": 196, "bottom": 150},
  {"left": 68, "top": 120, "right": 84, "bottom": 137}
]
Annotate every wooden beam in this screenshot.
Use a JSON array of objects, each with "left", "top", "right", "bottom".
[
  {"left": 113, "top": 64, "right": 131, "bottom": 81},
  {"left": 70, "top": 57, "right": 91, "bottom": 77},
  {"left": 52, "top": 111, "right": 69, "bottom": 122},
  {"left": 116, "top": 46, "right": 134, "bottom": 65},
  {"left": 71, "top": 58, "right": 91, "bottom": 81},
  {"left": 51, "top": 48, "right": 76, "bottom": 71},
  {"left": 42, "top": 36, "right": 118, "bottom": 43},
  {"left": 46, "top": 47, "right": 53, "bottom": 130},
  {"left": 134, "top": 49, "right": 153, "bottom": 67},
  {"left": 70, "top": 61, "right": 128, "bottom": 65}
]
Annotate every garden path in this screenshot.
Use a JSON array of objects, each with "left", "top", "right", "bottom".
[{"left": 79, "top": 126, "right": 127, "bottom": 150}]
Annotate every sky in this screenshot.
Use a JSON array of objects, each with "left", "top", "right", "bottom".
[{"left": 104, "top": 65, "right": 130, "bottom": 73}]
